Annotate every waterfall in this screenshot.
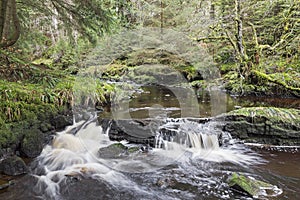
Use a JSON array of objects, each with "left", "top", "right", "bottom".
[{"left": 155, "top": 119, "right": 220, "bottom": 151}]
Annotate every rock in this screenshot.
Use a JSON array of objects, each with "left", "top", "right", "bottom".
[
  {"left": 40, "top": 122, "right": 53, "bottom": 133},
  {"left": 0, "top": 156, "right": 28, "bottom": 176},
  {"left": 51, "top": 115, "right": 73, "bottom": 131},
  {"left": 100, "top": 118, "right": 213, "bottom": 147},
  {"left": 0, "top": 180, "right": 14, "bottom": 190},
  {"left": 98, "top": 143, "right": 140, "bottom": 159},
  {"left": 227, "top": 173, "right": 282, "bottom": 198},
  {"left": 20, "top": 129, "right": 44, "bottom": 158},
  {"left": 104, "top": 119, "right": 157, "bottom": 146},
  {"left": 217, "top": 107, "right": 300, "bottom": 146}
]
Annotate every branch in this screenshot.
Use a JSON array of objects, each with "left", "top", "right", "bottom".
[
  {"left": 193, "top": 36, "right": 228, "bottom": 42},
  {"left": 252, "top": 70, "right": 300, "bottom": 96}
]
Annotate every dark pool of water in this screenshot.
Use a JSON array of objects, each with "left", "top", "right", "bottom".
[{"left": 102, "top": 85, "right": 300, "bottom": 119}]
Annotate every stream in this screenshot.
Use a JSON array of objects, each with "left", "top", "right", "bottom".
[{"left": 0, "top": 86, "right": 299, "bottom": 200}]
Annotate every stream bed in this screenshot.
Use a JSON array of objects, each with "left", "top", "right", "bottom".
[{"left": 0, "top": 86, "right": 299, "bottom": 200}]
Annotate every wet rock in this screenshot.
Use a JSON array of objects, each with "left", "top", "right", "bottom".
[
  {"left": 98, "top": 143, "right": 140, "bottom": 159},
  {"left": 156, "top": 177, "right": 177, "bottom": 188},
  {"left": 20, "top": 129, "right": 44, "bottom": 158},
  {"left": 0, "top": 180, "right": 14, "bottom": 190},
  {"left": 217, "top": 107, "right": 300, "bottom": 146},
  {"left": 0, "top": 156, "right": 28, "bottom": 176},
  {"left": 100, "top": 118, "right": 214, "bottom": 147},
  {"left": 227, "top": 173, "right": 282, "bottom": 198},
  {"left": 104, "top": 119, "right": 157, "bottom": 146},
  {"left": 51, "top": 115, "right": 73, "bottom": 131}
]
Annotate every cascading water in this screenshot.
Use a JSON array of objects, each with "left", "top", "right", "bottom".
[
  {"left": 155, "top": 119, "right": 220, "bottom": 150},
  {"left": 6, "top": 115, "right": 284, "bottom": 200}
]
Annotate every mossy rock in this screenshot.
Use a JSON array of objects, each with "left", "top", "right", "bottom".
[
  {"left": 98, "top": 143, "right": 140, "bottom": 159},
  {"left": 128, "top": 146, "right": 140, "bottom": 153},
  {"left": 227, "top": 107, "right": 300, "bottom": 126},
  {"left": 228, "top": 173, "right": 281, "bottom": 198},
  {"left": 20, "top": 128, "right": 44, "bottom": 158},
  {"left": 220, "top": 107, "right": 300, "bottom": 145}
]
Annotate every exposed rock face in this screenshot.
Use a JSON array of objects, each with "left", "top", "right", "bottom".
[
  {"left": 0, "top": 156, "right": 28, "bottom": 176},
  {"left": 218, "top": 107, "right": 300, "bottom": 146}
]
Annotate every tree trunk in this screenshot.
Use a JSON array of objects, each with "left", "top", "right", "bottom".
[
  {"left": 235, "top": 0, "right": 245, "bottom": 60},
  {"left": 2, "top": 0, "right": 12, "bottom": 42},
  {"left": 0, "top": 0, "right": 20, "bottom": 48},
  {"left": 0, "top": 0, "right": 8, "bottom": 42}
]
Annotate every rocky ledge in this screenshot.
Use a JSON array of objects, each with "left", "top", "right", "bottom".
[
  {"left": 100, "top": 107, "right": 299, "bottom": 147},
  {"left": 218, "top": 107, "right": 300, "bottom": 146}
]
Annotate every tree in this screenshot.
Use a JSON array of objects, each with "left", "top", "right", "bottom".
[
  {"left": 0, "top": 0, "right": 114, "bottom": 49},
  {"left": 0, "top": 0, "right": 20, "bottom": 48}
]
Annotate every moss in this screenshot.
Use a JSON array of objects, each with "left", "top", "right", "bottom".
[
  {"left": 112, "top": 143, "right": 127, "bottom": 150},
  {"left": 227, "top": 107, "right": 300, "bottom": 126},
  {"left": 228, "top": 172, "right": 273, "bottom": 197},
  {"left": 128, "top": 146, "right": 140, "bottom": 153},
  {"left": 101, "top": 63, "right": 129, "bottom": 80}
]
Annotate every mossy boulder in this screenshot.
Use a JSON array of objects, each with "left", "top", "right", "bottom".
[
  {"left": 20, "top": 128, "right": 44, "bottom": 158},
  {"left": 51, "top": 115, "right": 73, "bottom": 131},
  {"left": 98, "top": 143, "right": 140, "bottom": 159},
  {"left": 0, "top": 156, "right": 28, "bottom": 176},
  {"left": 219, "top": 107, "right": 300, "bottom": 145},
  {"left": 227, "top": 173, "right": 281, "bottom": 198}
]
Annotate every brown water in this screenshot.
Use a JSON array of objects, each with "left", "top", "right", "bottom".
[{"left": 103, "top": 85, "right": 300, "bottom": 118}]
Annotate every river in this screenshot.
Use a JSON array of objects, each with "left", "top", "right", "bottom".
[{"left": 0, "top": 85, "right": 299, "bottom": 200}]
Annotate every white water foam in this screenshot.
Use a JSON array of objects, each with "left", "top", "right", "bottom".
[{"left": 32, "top": 117, "right": 264, "bottom": 199}]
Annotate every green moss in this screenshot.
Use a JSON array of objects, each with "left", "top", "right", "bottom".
[
  {"left": 101, "top": 63, "right": 129, "bottom": 80},
  {"left": 228, "top": 173, "right": 273, "bottom": 197},
  {"left": 128, "top": 146, "right": 140, "bottom": 153},
  {"left": 112, "top": 143, "right": 127, "bottom": 150},
  {"left": 227, "top": 107, "right": 300, "bottom": 126}
]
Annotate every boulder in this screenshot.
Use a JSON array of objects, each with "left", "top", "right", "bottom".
[
  {"left": 0, "top": 156, "right": 28, "bottom": 176},
  {"left": 227, "top": 172, "right": 282, "bottom": 198},
  {"left": 20, "top": 129, "right": 44, "bottom": 158},
  {"left": 51, "top": 115, "right": 73, "bottom": 131},
  {"left": 101, "top": 119, "right": 157, "bottom": 146},
  {"left": 98, "top": 143, "right": 140, "bottom": 159}
]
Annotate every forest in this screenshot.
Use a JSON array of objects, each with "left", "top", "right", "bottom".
[{"left": 0, "top": 0, "right": 299, "bottom": 199}]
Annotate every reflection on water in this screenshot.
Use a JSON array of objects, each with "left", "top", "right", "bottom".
[{"left": 101, "top": 85, "right": 300, "bottom": 119}]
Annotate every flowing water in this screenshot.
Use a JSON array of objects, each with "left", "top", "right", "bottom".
[{"left": 1, "top": 86, "right": 299, "bottom": 200}]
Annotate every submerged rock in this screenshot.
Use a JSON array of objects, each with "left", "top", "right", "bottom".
[
  {"left": 219, "top": 107, "right": 300, "bottom": 146},
  {"left": 227, "top": 172, "right": 282, "bottom": 198},
  {"left": 0, "top": 156, "right": 28, "bottom": 176}
]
